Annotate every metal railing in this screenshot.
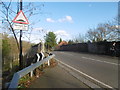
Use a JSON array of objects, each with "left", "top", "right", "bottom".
[{"left": 8, "top": 54, "right": 55, "bottom": 89}]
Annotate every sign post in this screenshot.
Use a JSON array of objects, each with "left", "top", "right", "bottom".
[
  {"left": 19, "top": 0, "right": 23, "bottom": 70},
  {"left": 12, "top": 0, "right": 29, "bottom": 70}
]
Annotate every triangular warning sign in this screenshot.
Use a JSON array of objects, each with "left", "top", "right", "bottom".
[{"left": 12, "top": 10, "right": 29, "bottom": 24}]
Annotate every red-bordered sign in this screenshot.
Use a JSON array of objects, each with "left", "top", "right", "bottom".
[{"left": 12, "top": 10, "right": 29, "bottom": 24}]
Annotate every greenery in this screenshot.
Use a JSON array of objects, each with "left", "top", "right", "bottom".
[
  {"left": 18, "top": 74, "right": 31, "bottom": 88},
  {"left": 45, "top": 32, "right": 57, "bottom": 51},
  {"left": 2, "top": 33, "right": 33, "bottom": 88},
  {"left": 58, "top": 38, "right": 62, "bottom": 44},
  {"left": 68, "top": 40, "right": 74, "bottom": 44},
  {"left": 2, "top": 36, "right": 11, "bottom": 59},
  {"left": 0, "top": 1, "right": 45, "bottom": 88},
  {"left": 2, "top": 34, "right": 11, "bottom": 71},
  {"left": 2, "top": 33, "right": 32, "bottom": 71}
]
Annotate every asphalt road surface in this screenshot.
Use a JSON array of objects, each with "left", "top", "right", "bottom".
[{"left": 53, "top": 51, "right": 119, "bottom": 88}]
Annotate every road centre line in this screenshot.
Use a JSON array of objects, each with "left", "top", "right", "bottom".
[
  {"left": 82, "top": 57, "right": 118, "bottom": 66},
  {"left": 59, "top": 52, "right": 118, "bottom": 65},
  {"left": 60, "top": 52, "right": 74, "bottom": 56},
  {"left": 55, "top": 58, "right": 114, "bottom": 89}
]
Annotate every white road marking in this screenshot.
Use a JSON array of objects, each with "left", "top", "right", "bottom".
[
  {"left": 82, "top": 57, "right": 118, "bottom": 66},
  {"left": 59, "top": 52, "right": 73, "bottom": 56},
  {"left": 59, "top": 52, "right": 118, "bottom": 66},
  {"left": 55, "top": 58, "right": 114, "bottom": 89}
]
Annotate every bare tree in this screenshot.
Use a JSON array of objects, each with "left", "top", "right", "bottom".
[
  {"left": 0, "top": 0, "right": 20, "bottom": 49},
  {"left": 0, "top": 0, "right": 45, "bottom": 47},
  {"left": 73, "top": 33, "right": 86, "bottom": 43},
  {"left": 107, "top": 17, "right": 120, "bottom": 41},
  {"left": 86, "top": 21, "right": 119, "bottom": 42},
  {"left": 0, "top": 0, "right": 45, "bottom": 71},
  {"left": 86, "top": 28, "right": 97, "bottom": 42}
]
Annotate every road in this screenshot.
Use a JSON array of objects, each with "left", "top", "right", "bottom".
[{"left": 53, "top": 51, "right": 118, "bottom": 88}]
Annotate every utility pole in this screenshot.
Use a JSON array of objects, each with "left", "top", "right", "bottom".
[{"left": 19, "top": 0, "right": 23, "bottom": 70}]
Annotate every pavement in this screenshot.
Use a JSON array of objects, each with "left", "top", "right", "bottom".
[{"left": 29, "top": 64, "right": 89, "bottom": 88}]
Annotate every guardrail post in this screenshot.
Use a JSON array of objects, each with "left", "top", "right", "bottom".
[
  {"left": 30, "top": 63, "right": 33, "bottom": 77},
  {"left": 48, "top": 60, "right": 50, "bottom": 66},
  {"left": 30, "top": 71, "right": 33, "bottom": 77}
]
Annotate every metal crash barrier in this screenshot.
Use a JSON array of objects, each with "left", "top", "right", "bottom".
[{"left": 8, "top": 54, "right": 55, "bottom": 89}]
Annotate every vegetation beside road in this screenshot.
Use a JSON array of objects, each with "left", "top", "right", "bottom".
[
  {"left": 18, "top": 58, "right": 57, "bottom": 88},
  {"left": 44, "top": 32, "right": 57, "bottom": 51},
  {"left": 2, "top": 33, "right": 33, "bottom": 88}
]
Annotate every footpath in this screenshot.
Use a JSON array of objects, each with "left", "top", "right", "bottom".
[{"left": 29, "top": 63, "right": 89, "bottom": 88}]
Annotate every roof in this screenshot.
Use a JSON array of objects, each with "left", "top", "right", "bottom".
[{"left": 58, "top": 41, "right": 68, "bottom": 46}]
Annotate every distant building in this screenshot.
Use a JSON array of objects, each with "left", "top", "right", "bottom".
[
  {"left": 58, "top": 41, "right": 68, "bottom": 46},
  {"left": 55, "top": 41, "right": 68, "bottom": 50}
]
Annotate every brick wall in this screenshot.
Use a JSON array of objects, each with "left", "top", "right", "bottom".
[{"left": 57, "top": 41, "right": 120, "bottom": 56}]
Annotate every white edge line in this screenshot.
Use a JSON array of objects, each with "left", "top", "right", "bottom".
[{"left": 55, "top": 58, "right": 114, "bottom": 89}]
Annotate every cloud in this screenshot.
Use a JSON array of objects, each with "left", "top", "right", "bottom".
[
  {"left": 58, "top": 16, "right": 73, "bottom": 23},
  {"left": 46, "top": 18, "right": 55, "bottom": 22},
  {"left": 66, "top": 16, "right": 73, "bottom": 22},
  {"left": 46, "top": 16, "right": 73, "bottom": 23},
  {"left": 54, "top": 30, "right": 72, "bottom": 42},
  {"left": 58, "top": 18, "right": 66, "bottom": 22},
  {"left": 22, "top": 31, "right": 46, "bottom": 44},
  {"left": 34, "top": 27, "right": 43, "bottom": 31},
  {"left": 33, "top": 27, "right": 49, "bottom": 34},
  {"left": 54, "top": 30, "right": 69, "bottom": 37}
]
